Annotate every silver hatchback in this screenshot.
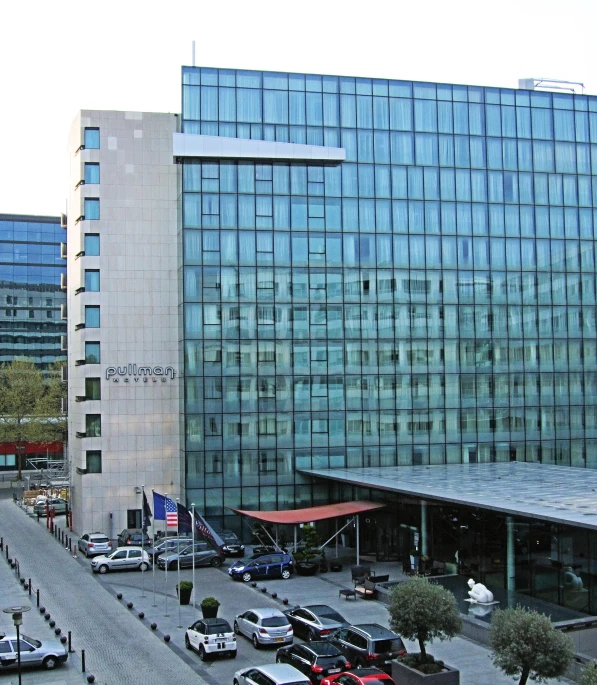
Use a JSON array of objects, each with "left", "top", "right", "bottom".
[
  {"left": 91, "top": 547, "right": 150, "bottom": 574},
  {"left": 78, "top": 532, "right": 113, "bottom": 557},
  {"left": 234, "top": 608, "right": 293, "bottom": 649}
]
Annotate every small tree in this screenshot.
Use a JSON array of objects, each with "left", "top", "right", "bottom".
[
  {"left": 580, "top": 661, "right": 597, "bottom": 685},
  {"left": 0, "top": 359, "right": 66, "bottom": 479},
  {"left": 388, "top": 575, "right": 461, "bottom": 660},
  {"left": 295, "top": 525, "right": 321, "bottom": 564},
  {"left": 490, "top": 607, "right": 574, "bottom": 685}
]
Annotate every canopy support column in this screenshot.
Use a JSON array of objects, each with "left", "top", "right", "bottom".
[{"left": 356, "top": 514, "right": 360, "bottom": 565}]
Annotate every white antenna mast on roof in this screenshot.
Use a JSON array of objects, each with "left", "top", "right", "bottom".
[{"left": 192, "top": 41, "right": 196, "bottom": 67}]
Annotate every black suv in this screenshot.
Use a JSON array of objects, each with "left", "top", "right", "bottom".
[
  {"left": 327, "top": 624, "right": 406, "bottom": 673},
  {"left": 117, "top": 529, "right": 152, "bottom": 547},
  {"left": 276, "top": 641, "right": 350, "bottom": 683}
]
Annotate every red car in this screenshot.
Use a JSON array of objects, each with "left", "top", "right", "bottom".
[{"left": 321, "top": 667, "right": 396, "bottom": 685}]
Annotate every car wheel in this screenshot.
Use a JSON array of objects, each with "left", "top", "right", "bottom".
[
  {"left": 306, "top": 629, "right": 316, "bottom": 642},
  {"left": 281, "top": 569, "right": 291, "bottom": 580},
  {"left": 242, "top": 572, "right": 252, "bottom": 582},
  {"left": 233, "top": 680, "right": 240, "bottom": 685},
  {"left": 211, "top": 556, "right": 222, "bottom": 567},
  {"left": 169, "top": 561, "right": 178, "bottom": 571},
  {"left": 43, "top": 655, "right": 59, "bottom": 670},
  {"left": 234, "top": 621, "right": 241, "bottom": 635},
  {"left": 185, "top": 635, "right": 192, "bottom": 651},
  {"left": 229, "top": 650, "right": 237, "bottom": 659},
  {"left": 252, "top": 634, "right": 260, "bottom": 649},
  {"left": 98, "top": 565, "right": 109, "bottom": 574},
  {"left": 355, "top": 657, "right": 365, "bottom": 668},
  {"left": 199, "top": 645, "right": 209, "bottom": 661},
  {"left": 139, "top": 562, "right": 149, "bottom": 571}
]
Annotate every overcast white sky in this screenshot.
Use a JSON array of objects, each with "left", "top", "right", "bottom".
[{"left": 1, "top": 0, "right": 595, "bottom": 217}]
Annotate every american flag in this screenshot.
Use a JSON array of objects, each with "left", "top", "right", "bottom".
[{"left": 165, "top": 496, "right": 178, "bottom": 529}]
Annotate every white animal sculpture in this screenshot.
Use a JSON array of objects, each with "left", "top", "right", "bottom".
[{"left": 467, "top": 578, "right": 494, "bottom": 603}]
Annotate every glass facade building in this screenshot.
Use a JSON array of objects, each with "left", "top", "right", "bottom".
[
  {"left": 0, "top": 214, "right": 66, "bottom": 368},
  {"left": 180, "top": 67, "right": 597, "bottom": 523}
]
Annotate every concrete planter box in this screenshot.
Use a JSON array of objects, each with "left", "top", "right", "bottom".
[{"left": 392, "top": 660, "right": 460, "bottom": 685}]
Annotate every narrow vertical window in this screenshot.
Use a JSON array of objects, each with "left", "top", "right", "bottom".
[
  {"left": 85, "top": 342, "right": 100, "bottom": 363},
  {"left": 84, "top": 306, "right": 100, "bottom": 328},
  {"left": 86, "top": 451, "right": 102, "bottom": 473},
  {"left": 84, "top": 128, "right": 100, "bottom": 149},
  {"left": 84, "top": 163, "right": 100, "bottom": 184},
  {"left": 84, "top": 198, "right": 100, "bottom": 220},
  {"left": 85, "top": 270, "right": 100, "bottom": 292},
  {"left": 85, "top": 378, "right": 101, "bottom": 401},
  {"left": 84, "top": 234, "right": 100, "bottom": 256},
  {"left": 85, "top": 414, "right": 101, "bottom": 437}
]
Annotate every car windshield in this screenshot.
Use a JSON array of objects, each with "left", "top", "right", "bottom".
[
  {"left": 373, "top": 638, "right": 403, "bottom": 653},
  {"left": 21, "top": 635, "right": 41, "bottom": 647},
  {"left": 261, "top": 617, "right": 288, "bottom": 627},
  {"left": 205, "top": 622, "right": 231, "bottom": 634}
]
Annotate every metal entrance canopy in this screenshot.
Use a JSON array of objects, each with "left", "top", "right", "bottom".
[{"left": 302, "top": 462, "right": 597, "bottom": 531}]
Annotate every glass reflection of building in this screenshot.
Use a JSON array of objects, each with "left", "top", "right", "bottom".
[
  {"left": 0, "top": 214, "right": 66, "bottom": 471},
  {"left": 0, "top": 214, "right": 66, "bottom": 368},
  {"left": 181, "top": 69, "right": 597, "bottom": 511},
  {"left": 178, "top": 68, "right": 597, "bottom": 615}
]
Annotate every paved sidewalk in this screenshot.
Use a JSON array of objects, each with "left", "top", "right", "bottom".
[
  {"left": 1, "top": 493, "right": 573, "bottom": 685},
  {"left": 0, "top": 540, "right": 86, "bottom": 684}
]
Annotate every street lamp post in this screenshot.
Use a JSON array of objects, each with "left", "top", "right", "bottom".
[{"left": 3, "top": 605, "right": 31, "bottom": 685}]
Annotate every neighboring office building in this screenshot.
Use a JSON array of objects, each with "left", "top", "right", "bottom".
[
  {"left": 0, "top": 214, "right": 66, "bottom": 471},
  {"left": 68, "top": 67, "right": 597, "bottom": 614}
]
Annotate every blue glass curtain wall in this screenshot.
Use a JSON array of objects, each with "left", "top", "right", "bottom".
[{"left": 180, "top": 67, "right": 597, "bottom": 524}]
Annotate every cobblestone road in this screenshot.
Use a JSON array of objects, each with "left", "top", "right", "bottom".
[{"left": 0, "top": 496, "right": 207, "bottom": 685}]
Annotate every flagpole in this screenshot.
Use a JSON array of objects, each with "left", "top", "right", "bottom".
[
  {"left": 141, "top": 485, "right": 146, "bottom": 598},
  {"left": 177, "top": 498, "right": 182, "bottom": 628},
  {"left": 151, "top": 490, "right": 156, "bottom": 607},
  {"left": 164, "top": 492, "right": 169, "bottom": 617},
  {"left": 191, "top": 503, "right": 196, "bottom": 613}
]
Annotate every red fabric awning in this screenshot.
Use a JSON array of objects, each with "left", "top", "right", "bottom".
[{"left": 228, "top": 500, "right": 385, "bottom": 525}]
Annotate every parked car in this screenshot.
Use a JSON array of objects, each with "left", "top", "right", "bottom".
[
  {"left": 156, "top": 541, "right": 223, "bottom": 570},
  {"left": 33, "top": 498, "right": 68, "bottom": 517},
  {"left": 0, "top": 633, "right": 68, "bottom": 671},
  {"left": 78, "top": 532, "right": 113, "bottom": 557},
  {"left": 276, "top": 641, "right": 351, "bottom": 683},
  {"left": 147, "top": 537, "right": 193, "bottom": 562},
  {"left": 327, "top": 625, "right": 406, "bottom": 673},
  {"left": 229, "top": 552, "right": 293, "bottom": 582},
  {"left": 234, "top": 608, "right": 293, "bottom": 649},
  {"left": 90, "top": 547, "right": 150, "bottom": 574},
  {"left": 321, "top": 667, "right": 396, "bottom": 685},
  {"left": 219, "top": 530, "right": 245, "bottom": 557},
  {"left": 116, "top": 529, "right": 151, "bottom": 547},
  {"left": 284, "top": 605, "right": 348, "bottom": 641},
  {"left": 233, "top": 663, "right": 310, "bottom": 685},
  {"left": 185, "top": 617, "right": 236, "bottom": 661}
]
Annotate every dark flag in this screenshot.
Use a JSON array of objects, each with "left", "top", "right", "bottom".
[
  {"left": 194, "top": 510, "right": 225, "bottom": 552},
  {"left": 177, "top": 502, "right": 193, "bottom": 534},
  {"left": 142, "top": 490, "right": 152, "bottom": 532}
]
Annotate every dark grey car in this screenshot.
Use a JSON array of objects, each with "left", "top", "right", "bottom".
[
  {"left": 327, "top": 624, "right": 406, "bottom": 673},
  {"left": 283, "top": 605, "right": 348, "bottom": 641},
  {"left": 147, "top": 537, "right": 193, "bottom": 562},
  {"left": 157, "top": 542, "right": 223, "bottom": 570}
]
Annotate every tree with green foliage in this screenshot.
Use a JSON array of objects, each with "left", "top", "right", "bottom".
[
  {"left": 489, "top": 607, "right": 574, "bottom": 685},
  {"left": 388, "top": 575, "right": 461, "bottom": 660},
  {"left": 0, "top": 358, "right": 66, "bottom": 479},
  {"left": 580, "top": 661, "right": 597, "bottom": 685}
]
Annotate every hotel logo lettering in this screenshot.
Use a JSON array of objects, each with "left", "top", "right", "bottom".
[{"left": 106, "top": 364, "right": 176, "bottom": 383}]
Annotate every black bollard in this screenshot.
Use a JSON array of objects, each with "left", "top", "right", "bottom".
[
  {"left": 28, "top": 578, "right": 31, "bottom": 595},
  {"left": 0, "top": 537, "right": 3, "bottom": 551},
  {"left": 68, "top": 631, "right": 73, "bottom": 653},
  {"left": 81, "top": 649, "right": 86, "bottom": 672},
  {"left": 36, "top": 589, "right": 39, "bottom": 606}
]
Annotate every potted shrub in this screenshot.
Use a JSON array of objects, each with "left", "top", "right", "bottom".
[
  {"left": 389, "top": 576, "right": 461, "bottom": 684},
  {"left": 176, "top": 580, "right": 193, "bottom": 606},
  {"left": 294, "top": 525, "right": 321, "bottom": 576},
  {"left": 200, "top": 596, "right": 220, "bottom": 618}
]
